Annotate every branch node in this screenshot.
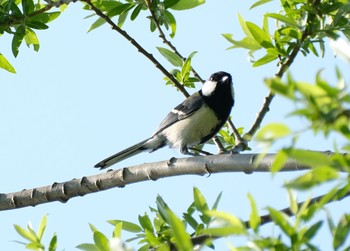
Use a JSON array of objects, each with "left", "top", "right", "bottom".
[
  {"left": 203, "top": 162, "right": 211, "bottom": 177},
  {"left": 167, "top": 157, "right": 177, "bottom": 167},
  {"left": 148, "top": 169, "right": 159, "bottom": 181}
]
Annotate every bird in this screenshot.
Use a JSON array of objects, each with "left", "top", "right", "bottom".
[{"left": 95, "top": 71, "right": 235, "bottom": 169}]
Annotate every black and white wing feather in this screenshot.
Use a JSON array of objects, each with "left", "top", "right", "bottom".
[{"left": 155, "top": 92, "right": 204, "bottom": 134}]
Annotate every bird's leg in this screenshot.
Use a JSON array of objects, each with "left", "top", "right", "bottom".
[{"left": 180, "top": 146, "right": 200, "bottom": 156}]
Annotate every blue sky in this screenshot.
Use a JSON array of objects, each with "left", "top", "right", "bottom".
[{"left": 0, "top": 0, "right": 349, "bottom": 250}]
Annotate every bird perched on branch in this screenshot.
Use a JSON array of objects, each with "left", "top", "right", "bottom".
[{"left": 95, "top": 71, "right": 235, "bottom": 169}]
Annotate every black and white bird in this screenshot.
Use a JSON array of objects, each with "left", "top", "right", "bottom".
[{"left": 95, "top": 71, "right": 234, "bottom": 169}]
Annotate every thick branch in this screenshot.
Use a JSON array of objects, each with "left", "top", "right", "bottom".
[{"left": 0, "top": 152, "right": 331, "bottom": 211}]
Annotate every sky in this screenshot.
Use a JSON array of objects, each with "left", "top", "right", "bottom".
[{"left": 0, "top": 0, "right": 350, "bottom": 250}]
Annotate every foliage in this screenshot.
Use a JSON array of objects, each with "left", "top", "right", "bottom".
[
  {"left": 0, "top": 0, "right": 62, "bottom": 72},
  {"left": 15, "top": 186, "right": 350, "bottom": 250},
  {"left": 14, "top": 215, "right": 57, "bottom": 251}
]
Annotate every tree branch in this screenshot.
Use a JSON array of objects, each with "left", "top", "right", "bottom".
[
  {"left": 81, "top": 0, "right": 189, "bottom": 97},
  {"left": 241, "top": 4, "right": 317, "bottom": 144},
  {"left": 1, "top": 152, "right": 334, "bottom": 211}
]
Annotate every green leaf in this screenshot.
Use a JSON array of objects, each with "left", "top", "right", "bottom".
[
  {"left": 270, "top": 150, "right": 289, "bottom": 173},
  {"left": 157, "top": 47, "right": 183, "bottom": 67},
  {"left": 118, "top": 11, "right": 128, "bottom": 28},
  {"left": 89, "top": 223, "right": 98, "bottom": 233},
  {"left": 287, "top": 149, "right": 332, "bottom": 168},
  {"left": 247, "top": 193, "right": 260, "bottom": 231},
  {"left": 286, "top": 166, "right": 339, "bottom": 190},
  {"left": 303, "top": 221, "right": 323, "bottom": 242},
  {"left": 26, "top": 242, "right": 44, "bottom": 250},
  {"left": 22, "top": 0, "right": 34, "bottom": 14},
  {"left": 265, "top": 13, "right": 298, "bottom": 27},
  {"left": 253, "top": 53, "right": 278, "bottom": 67},
  {"left": 14, "top": 224, "right": 37, "bottom": 242},
  {"left": 107, "top": 3, "right": 134, "bottom": 18},
  {"left": 212, "top": 191, "right": 222, "bottom": 210},
  {"left": 37, "top": 215, "right": 47, "bottom": 241},
  {"left": 265, "top": 77, "right": 295, "bottom": 98},
  {"left": 200, "top": 226, "right": 246, "bottom": 237},
  {"left": 156, "top": 195, "right": 171, "bottom": 224},
  {"left": 255, "top": 123, "right": 291, "bottom": 142},
  {"left": 107, "top": 220, "right": 142, "bottom": 233},
  {"left": 170, "top": 0, "right": 205, "bottom": 10},
  {"left": 250, "top": 0, "right": 273, "bottom": 9},
  {"left": 112, "top": 223, "right": 123, "bottom": 238},
  {"left": 130, "top": 3, "right": 143, "bottom": 21},
  {"left": 164, "top": 10, "right": 176, "bottom": 38},
  {"left": 287, "top": 188, "right": 298, "bottom": 215},
  {"left": 26, "top": 21, "right": 49, "bottom": 30},
  {"left": 88, "top": 18, "right": 106, "bottom": 32},
  {"left": 168, "top": 210, "right": 193, "bottom": 251},
  {"left": 144, "top": 228, "right": 162, "bottom": 246},
  {"left": 183, "top": 212, "right": 198, "bottom": 230},
  {"left": 222, "top": 34, "right": 261, "bottom": 50},
  {"left": 0, "top": 54, "right": 16, "bottom": 73},
  {"left": 333, "top": 214, "right": 350, "bottom": 250},
  {"left": 193, "top": 187, "right": 209, "bottom": 213},
  {"left": 93, "top": 231, "right": 109, "bottom": 251},
  {"left": 138, "top": 214, "right": 154, "bottom": 233},
  {"left": 267, "top": 207, "right": 294, "bottom": 236},
  {"left": 28, "top": 12, "right": 61, "bottom": 23},
  {"left": 238, "top": 13, "right": 253, "bottom": 38},
  {"left": 12, "top": 27, "right": 24, "bottom": 57},
  {"left": 48, "top": 233, "right": 57, "bottom": 251},
  {"left": 164, "top": 0, "right": 181, "bottom": 9},
  {"left": 24, "top": 28, "right": 40, "bottom": 51},
  {"left": 76, "top": 243, "right": 100, "bottom": 251},
  {"left": 246, "top": 21, "right": 273, "bottom": 48},
  {"left": 205, "top": 210, "right": 246, "bottom": 235}
]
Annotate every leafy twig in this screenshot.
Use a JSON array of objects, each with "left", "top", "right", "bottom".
[
  {"left": 188, "top": 186, "right": 350, "bottom": 249},
  {"left": 144, "top": 0, "right": 204, "bottom": 84},
  {"left": 241, "top": 5, "right": 316, "bottom": 145},
  {"left": 81, "top": 0, "right": 189, "bottom": 97}
]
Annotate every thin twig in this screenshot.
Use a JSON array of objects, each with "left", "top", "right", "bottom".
[{"left": 81, "top": 0, "right": 189, "bottom": 97}]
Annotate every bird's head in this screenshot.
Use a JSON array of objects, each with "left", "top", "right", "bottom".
[{"left": 202, "top": 71, "right": 234, "bottom": 99}]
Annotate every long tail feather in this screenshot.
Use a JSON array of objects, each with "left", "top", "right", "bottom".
[{"left": 95, "top": 138, "right": 150, "bottom": 169}]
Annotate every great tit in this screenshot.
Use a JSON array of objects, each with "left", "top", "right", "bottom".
[{"left": 95, "top": 71, "right": 234, "bottom": 169}]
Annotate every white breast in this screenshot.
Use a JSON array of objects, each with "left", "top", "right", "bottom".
[{"left": 161, "top": 105, "right": 218, "bottom": 149}]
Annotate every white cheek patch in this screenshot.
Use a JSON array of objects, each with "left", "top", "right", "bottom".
[{"left": 202, "top": 80, "right": 217, "bottom": 96}]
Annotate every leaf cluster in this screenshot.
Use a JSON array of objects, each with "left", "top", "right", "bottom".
[
  {"left": 223, "top": 0, "right": 350, "bottom": 67},
  {"left": 86, "top": 0, "right": 203, "bottom": 35},
  {"left": 14, "top": 215, "right": 57, "bottom": 251},
  {"left": 266, "top": 69, "right": 350, "bottom": 145},
  {"left": 0, "top": 0, "right": 62, "bottom": 72}
]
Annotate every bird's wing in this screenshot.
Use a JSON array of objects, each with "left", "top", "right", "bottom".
[{"left": 154, "top": 92, "right": 204, "bottom": 134}]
